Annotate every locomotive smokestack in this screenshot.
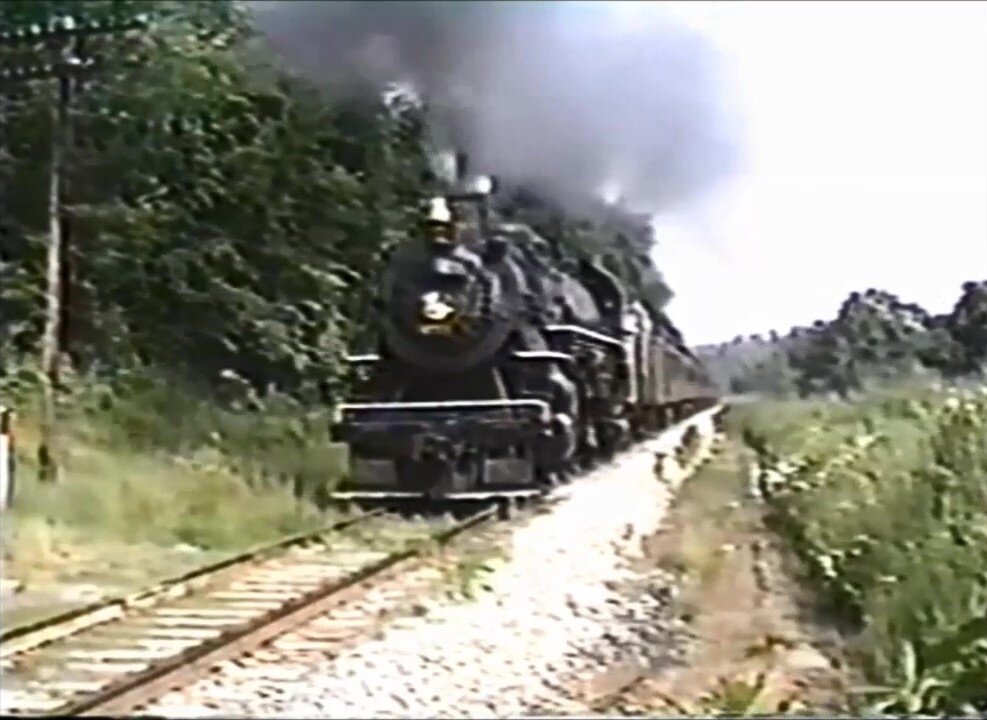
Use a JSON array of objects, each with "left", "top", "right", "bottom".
[{"left": 454, "top": 151, "right": 469, "bottom": 184}]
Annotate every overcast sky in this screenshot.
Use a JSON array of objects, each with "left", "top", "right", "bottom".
[{"left": 629, "top": 1, "right": 987, "bottom": 345}]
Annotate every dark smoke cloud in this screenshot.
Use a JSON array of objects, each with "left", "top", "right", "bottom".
[{"left": 248, "top": 0, "right": 742, "bottom": 215}]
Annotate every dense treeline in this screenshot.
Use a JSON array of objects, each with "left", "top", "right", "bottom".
[
  {"left": 697, "top": 282, "right": 987, "bottom": 398},
  {"left": 0, "top": 0, "right": 672, "bottom": 476},
  {"left": 0, "top": 0, "right": 437, "bottom": 406}
]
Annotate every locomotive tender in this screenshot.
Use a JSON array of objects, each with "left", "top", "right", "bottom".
[{"left": 330, "top": 168, "right": 718, "bottom": 503}]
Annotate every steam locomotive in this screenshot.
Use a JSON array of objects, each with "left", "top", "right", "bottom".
[{"left": 330, "top": 163, "right": 719, "bottom": 506}]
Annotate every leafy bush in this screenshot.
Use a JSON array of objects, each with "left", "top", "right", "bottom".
[{"left": 737, "top": 389, "right": 987, "bottom": 715}]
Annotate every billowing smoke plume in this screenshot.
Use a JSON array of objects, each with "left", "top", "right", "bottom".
[{"left": 249, "top": 1, "right": 742, "bottom": 215}]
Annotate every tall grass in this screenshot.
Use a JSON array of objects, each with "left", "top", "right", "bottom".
[
  {"left": 735, "top": 387, "right": 987, "bottom": 715},
  {"left": 1, "top": 366, "right": 348, "bottom": 557}
]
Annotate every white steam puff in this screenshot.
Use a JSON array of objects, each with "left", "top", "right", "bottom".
[{"left": 249, "top": 0, "right": 743, "bottom": 215}]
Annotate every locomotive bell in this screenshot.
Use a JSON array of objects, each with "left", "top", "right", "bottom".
[
  {"left": 425, "top": 197, "right": 456, "bottom": 245},
  {"left": 426, "top": 197, "right": 453, "bottom": 225}
]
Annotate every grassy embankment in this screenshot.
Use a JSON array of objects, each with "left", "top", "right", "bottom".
[
  {"left": 734, "top": 386, "right": 987, "bottom": 715},
  {"left": 0, "top": 372, "right": 348, "bottom": 625}
]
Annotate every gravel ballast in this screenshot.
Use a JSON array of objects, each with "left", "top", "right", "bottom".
[{"left": 145, "top": 411, "right": 718, "bottom": 718}]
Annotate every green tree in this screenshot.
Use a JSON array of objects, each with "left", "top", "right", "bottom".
[
  {"left": 0, "top": 0, "right": 153, "bottom": 480},
  {"left": 943, "top": 280, "right": 987, "bottom": 376},
  {"left": 1, "top": 0, "right": 431, "bottom": 443},
  {"left": 787, "top": 319, "right": 861, "bottom": 399},
  {"left": 828, "top": 290, "right": 928, "bottom": 382}
]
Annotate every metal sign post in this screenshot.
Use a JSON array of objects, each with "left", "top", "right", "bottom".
[{"left": 0, "top": 406, "right": 14, "bottom": 510}]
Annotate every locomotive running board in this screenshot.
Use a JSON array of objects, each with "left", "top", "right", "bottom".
[
  {"left": 345, "top": 354, "right": 381, "bottom": 363},
  {"left": 334, "top": 398, "right": 552, "bottom": 423},
  {"left": 510, "top": 350, "right": 573, "bottom": 362},
  {"left": 543, "top": 324, "right": 624, "bottom": 348}
]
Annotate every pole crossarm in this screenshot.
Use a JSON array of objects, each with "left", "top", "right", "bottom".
[
  {"left": 0, "top": 12, "right": 151, "bottom": 85},
  {"left": 0, "top": 14, "right": 151, "bottom": 46},
  {"left": 0, "top": 58, "right": 99, "bottom": 83}
]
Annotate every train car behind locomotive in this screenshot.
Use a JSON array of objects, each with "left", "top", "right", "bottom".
[{"left": 330, "top": 165, "right": 718, "bottom": 504}]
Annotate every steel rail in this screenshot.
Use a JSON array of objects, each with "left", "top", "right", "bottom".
[
  {"left": 40, "top": 506, "right": 497, "bottom": 718},
  {"left": 0, "top": 509, "right": 385, "bottom": 659}
]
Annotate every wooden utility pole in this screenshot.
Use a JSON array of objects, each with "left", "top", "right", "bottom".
[
  {"left": 37, "top": 33, "right": 78, "bottom": 483},
  {"left": 0, "top": 13, "right": 150, "bottom": 482}
]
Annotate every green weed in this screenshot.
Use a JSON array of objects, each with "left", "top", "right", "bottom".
[
  {"left": 444, "top": 547, "right": 506, "bottom": 601},
  {"left": 1, "top": 368, "right": 348, "bottom": 595},
  {"left": 737, "top": 387, "right": 987, "bottom": 714}
]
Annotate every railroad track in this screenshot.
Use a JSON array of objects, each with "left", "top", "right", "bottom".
[
  {"left": 0, "top": 507, "right": 497, "bottom": 717},
  {"left": 1, "top": 406, "right": 725, "bottom": 718},
  {"left": 1, "top": 511, "right": 383, "bottom": 658}
]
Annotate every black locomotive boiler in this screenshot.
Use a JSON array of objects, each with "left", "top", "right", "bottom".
[{"left": 330, "top": 171, "right": 718, "bottom": 503}]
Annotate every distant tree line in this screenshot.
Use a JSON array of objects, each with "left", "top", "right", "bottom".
[{"left": 696, "top": 282, "right": 987, "bottom": 399}]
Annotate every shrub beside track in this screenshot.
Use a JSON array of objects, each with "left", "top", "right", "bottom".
[{"left": 739, "top": 388, "right": 987, "bottom": 715}]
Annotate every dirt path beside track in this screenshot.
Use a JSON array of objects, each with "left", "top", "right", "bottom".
[{"left": 579, "top": 436, "right": 856, "bottom": 716}]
